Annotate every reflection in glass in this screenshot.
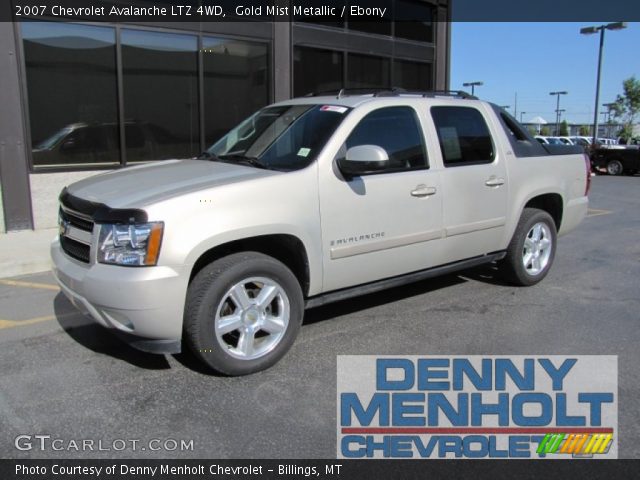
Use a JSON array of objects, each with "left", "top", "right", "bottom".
[
  {"left": 203, "top": 38, "right": 269, "bottom": 146},
  {"left": 22, "top": 22, "right": 119, "bottom": 167},
  {"left": 393, "top": 59, "right": 432, "bottom": 90},
  {"left": 346, "top": 106, "right": 427, "bottom": 170},
  {"left": 294, "top": 47, "right": 344, "bottom": 97},
  {"left": 206, "top": 105, "right": 349, "bottom": 172},
  {"left": 347, "top": 53, "right": 390, "bottom": 90},
  {"left": 122, "top": 29, "right": 199, "bottom": 162},
  {"left": 394, "top": 0, "right": 435, "bottom": 43}
]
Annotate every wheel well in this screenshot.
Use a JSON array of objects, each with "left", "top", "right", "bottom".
[
  {"left": 524, "top": 193, "right": 563, "bottom": 231},
  {"left": 189, "top": 235, "right": 310, "bottom": 296}
]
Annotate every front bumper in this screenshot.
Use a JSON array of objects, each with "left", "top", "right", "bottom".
[{"left": 51, "top": 238, "right": 188, "bottom": 354}]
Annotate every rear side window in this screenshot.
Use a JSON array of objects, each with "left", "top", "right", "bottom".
[
  {"left": 345, "top": 106, "right": 428, "bottom": 171},
  {"left": 431, "top": 106, "right": 494, "bottom": 166}
]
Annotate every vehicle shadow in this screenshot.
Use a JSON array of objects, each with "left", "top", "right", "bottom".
[
  {"left": 172, "top": 346, "right": 225, "bottom": 376},
  {"left": 457, "top": 263, "right": 515, "bottom": 287},
  {"left": 303, "top": 273, "right": 468, "bottom": 326},
  {"left": 304, "top": 263, "right": 513, "bottom": 325},
  {"left": 53, "top": 293, "right": 171, "bottom": 370},
  {"left": 54, "top": 263, "right": 510, "bottom": 375}
]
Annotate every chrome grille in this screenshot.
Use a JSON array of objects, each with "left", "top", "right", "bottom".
[
  {"left": 60, "top": 236, "right": 91, "bottom": 263},
  {"left": 60, "top": 207, "right": 94, "bottom": 232},
  {"left": 59, "top": 206, "right": 93, "bottom": 264}
]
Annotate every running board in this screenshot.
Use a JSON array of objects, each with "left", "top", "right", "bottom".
[{"left": 305, "top": 252, "right": 506, "bottom": 309}]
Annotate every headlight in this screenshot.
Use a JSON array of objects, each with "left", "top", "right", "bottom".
[{"left": 97, "top": 222, "right": 164, "bottom": 266}]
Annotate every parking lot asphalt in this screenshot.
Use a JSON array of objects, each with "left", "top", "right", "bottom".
[{"left": 0, "top": 175, "right": 638, "bottom": 459}]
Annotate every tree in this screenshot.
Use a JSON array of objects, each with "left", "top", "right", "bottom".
[
  {"left": 611, "top": 76, "right": 640, "bottom": 141},
  {"left": 540, "top": 126, "right": 551, "bottom": 136},
  {"left": 579, "top": 125, "right": 590, "bottom": 136},
  {"left": 617, "top": 124, "right": 633, "bottom": 141},
  {"left": 559, "top": 120, "right": 569, "bottom": 136}
]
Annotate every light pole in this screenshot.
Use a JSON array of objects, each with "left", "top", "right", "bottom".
[
  {"left": 602, "top": 102, "right": 616, "bottom": 138},
  {"left": 463, "top": 81, "right": 483, "bottom": 96},
  {"left": 520, "top": 111, "right": 526, "bottom": 123},
  {"left": 549, "top": 91, "right": 568, "bottom": 135},
  {"left": 580, "top": 22, "right": 627, "bottom": 145},
  {"left": 556, "top": 109, "right": 566, "bottom": 134}
]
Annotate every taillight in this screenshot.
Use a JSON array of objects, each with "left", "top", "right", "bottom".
[{"left": 584, "top": 153, "right": 592, "bottom": 196}]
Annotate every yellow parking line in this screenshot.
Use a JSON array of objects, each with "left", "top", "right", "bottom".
[
  {"left": 587, "top": 209, "right": 612, "bottom": 217},
  {"left": 0, "top": 313, "right": 76, "bottom": 330},
  {"left": 0, "top": 279, "right": 60, "bottom": 291}
]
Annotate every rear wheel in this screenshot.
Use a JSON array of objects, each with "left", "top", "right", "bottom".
[
  {"left": 184, "top": 252, "right": 304, "bottom": 375},
  {"left": 499, "top": 208, "right": 557, "bottom": 286},
  {"left": 607, "top": 159, "right": 624, "bottom": 176}
]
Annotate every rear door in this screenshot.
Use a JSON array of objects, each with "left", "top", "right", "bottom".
[{"left": 430, "top": 105, "right": 508, "bottom": 261}]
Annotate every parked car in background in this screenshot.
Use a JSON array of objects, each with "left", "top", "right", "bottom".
[
  {"left": 32, "top": 121, "right": 190, "bottom": 167},
  {"left": 557, "top": 137, "right": 575, "bottom": 145},
  {"left": 570, "top": 136, "right": 591, "bottom": 148},
  {"left": 535, "top": 136, "right": 549, "bottom": 144},
  {"left": 591, "top": 144, "right": 640, "bottom": 175}
]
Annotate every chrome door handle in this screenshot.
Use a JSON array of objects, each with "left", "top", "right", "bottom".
[
  {"left": 411, "top": 185, "right": 437, "bottom": 197},
  {"left": 485, "top": 177, "right": 505, "bottom": 187}
]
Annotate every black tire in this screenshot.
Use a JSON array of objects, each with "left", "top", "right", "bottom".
[
  {"left": 606, "top": 159, "right": 624, "bottom": 176},
  {"left": 499, "top": 208, "right": 557, "bottom": 286},
  {"left": 184, "top": 252, "right": 304, "bottom": 375}
]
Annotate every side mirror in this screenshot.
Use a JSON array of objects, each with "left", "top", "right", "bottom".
[{"left": 337, "top": 145, "right": 390, "bottom": 177}]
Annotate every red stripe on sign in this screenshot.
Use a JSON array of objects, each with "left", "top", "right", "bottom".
[{"left": 341, "top": 427, "right": 614, "bottom": 435}]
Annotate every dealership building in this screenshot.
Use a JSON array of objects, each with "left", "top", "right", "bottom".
[{"left": 0, "top": 0, "right": 450, "bottom": 237}]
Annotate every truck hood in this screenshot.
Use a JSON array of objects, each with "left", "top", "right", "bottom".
[{"left": 66, "top": 159, "right": 277, "bottom": 209}]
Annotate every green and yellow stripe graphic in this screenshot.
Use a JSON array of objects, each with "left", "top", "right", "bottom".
[{"left": 537, "top": 433, "right": 613, "bottom": 456}]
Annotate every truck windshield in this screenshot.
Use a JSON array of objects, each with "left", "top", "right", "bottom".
[{"left": 205, "top": 104, "right": 350, "bottom": 171}]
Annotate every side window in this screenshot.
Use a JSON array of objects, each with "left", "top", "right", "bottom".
[
  {"left": 431, "top": 106, "right": 495, "bottom": 167},
  {"left": 345, "top": 106, "right": 428, "bottom": 171}
]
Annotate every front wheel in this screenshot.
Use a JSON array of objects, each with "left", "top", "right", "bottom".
[
  {"left": 499, "top": 208, "right": 557, "bottom": 286},
  {"left": 184, "top": 252, "right": 304, "bottom": 375},
  {"left": 607, "top": 159, "right": 624, "bottom": 176}
]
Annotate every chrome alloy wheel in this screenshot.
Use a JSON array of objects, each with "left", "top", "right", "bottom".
[
  {"left": 214, "top": 277, "right": 290, "bottom": 360},
  {"left": 522, "top": 222, "right": 553, "bottom": 276}
]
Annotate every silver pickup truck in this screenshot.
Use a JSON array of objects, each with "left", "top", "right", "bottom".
[{"left": 51, "top": 91, "right": 590, "bottom": 375}]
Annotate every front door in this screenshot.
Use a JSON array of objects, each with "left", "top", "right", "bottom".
[{"left": 318, "top": 105, "right": 444, "bottom": 293}]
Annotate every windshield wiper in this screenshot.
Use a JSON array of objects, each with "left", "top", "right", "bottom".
[{"left": 217, "top": 154, "right": 269, "bottom": 170}]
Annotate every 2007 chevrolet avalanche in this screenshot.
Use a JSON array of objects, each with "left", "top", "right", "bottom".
[{"left": 52, "top": 91, "right": 590, "bottom": 375}]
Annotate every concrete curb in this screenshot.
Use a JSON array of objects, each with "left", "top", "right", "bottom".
[{"left": 0, "top": 228, "right": 57, "bottom": 278}]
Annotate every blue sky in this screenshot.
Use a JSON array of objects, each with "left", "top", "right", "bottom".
[{"left": 450, "top": 23, "right": 639, "bottom": 124}]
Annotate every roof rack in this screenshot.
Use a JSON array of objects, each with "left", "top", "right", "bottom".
[
  {"left": 303, "top": 88, "right": 477, "bottom": 100},
  {"left": 303, "top": 87, "right": 395, "bottom": 98}
]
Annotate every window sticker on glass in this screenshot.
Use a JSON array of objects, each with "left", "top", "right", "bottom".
[
  {"left": 320, "top": 105, "right": 348, "bottom": 114},
  {"left": 297, "top": 147, "right": 311, "bottom": 157},
  {"left": 439, "top": 127, "right": 462, "bottom": 161}
]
